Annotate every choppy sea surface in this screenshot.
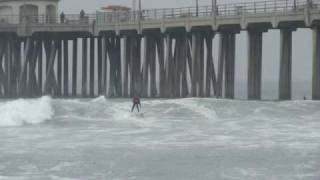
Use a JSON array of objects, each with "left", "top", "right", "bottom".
[{"left": 0, "top": 96, "right": 319, "bottom": 180}]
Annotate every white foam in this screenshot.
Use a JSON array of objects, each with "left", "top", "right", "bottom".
[
  {"left": 169, "top": 98, "right": 218, "bottom": 120},
  {"left": 90, "top": 95, "right": 107, "bottom": 103},
  {"left": 0, "top": 96, "right": 54, "bottom": 127}
]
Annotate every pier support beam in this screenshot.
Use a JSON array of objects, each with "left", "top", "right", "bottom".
[
  {"left": 142, "top": 36, "right": 150, "bottom": 97},
  {"left": 313, "top": 27, "right": 320, "bottom": 100},
  {"left": 5, "top": 37, "right": 12, "bottom": 97},
  {"left": 248, "top": 30, "right": 264, "bottom": 100},
  {"left": 217, "top": 33, "right": 226, "bottom": 98},
  {"left": 89, "top": 37, "right": 95, "bottom": 97},
  {"left": 130, "top": 36, "right": 141, "bottom": 97},
  {"left": 63, "top": 39, "right": 69, "bottom": 97},
  {"left": 205, "top": 34, "right": 218, "bottom": 97},
  {"left": 57, "top": 39, "right": 62, "bottom": 96},
  {"left": 165, "top": 34, "right": 173, "bottom": 98},
  {"left": 19, "top": 38, "right": 31, "bottom": 96},
  {"left": 180, "top": 36, "right": 189, "bottom": 98},
  {"left": 279, "top": 29, "right": 294, "bottom": 100},
  {"left": 225, "top": 33, "right": 236, "bottom": 99},
  {"left": 44, "top": 39, "right": 58, "bottom": 95},
  {"left": 123, "top": 35, "right": 129, "bottom": 97},
  {"left": 101, "top": 36, "right": 107, "bottom": 95},
  {"left": 72, "top": 39, "right": 78, "bottom": 97},
  {"left": 107, "top": 37, "right": 122, "bottom": 97},
  {"left": 191, "top": 33, "right": 201, "bottom": 97},
  {"left": 97, "top": 37, "right": 102, "bottom": 95},
  {"left": 82, "top": 38, "right": 88, "bottom": 97},
  {"left": 156, "top": 36, "right": 166, "bottom": 97},
  {"left": 217, "top": 32, "right": 236, "bottom": 99},
  {"left": 149, "top": 37, "right": 157, "bottom": 98},
  {"left": 37, "top": 39, "right": 42, "bottom": 95}
]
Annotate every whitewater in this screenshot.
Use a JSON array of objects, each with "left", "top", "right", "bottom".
[{"left": 0, "top": 96, "right": 319, "bottom": 180}]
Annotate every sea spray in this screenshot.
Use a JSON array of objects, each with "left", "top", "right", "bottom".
[{"left": 0, "top": 96, "right": 54, "bottom": 127}]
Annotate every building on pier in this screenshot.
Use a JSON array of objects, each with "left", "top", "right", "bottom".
[
  {"left": 0, "top": 0, "right": 59, "bottom": 24},
  {"left": 97, "top": 5, "right": 132, "bottom": 24}
]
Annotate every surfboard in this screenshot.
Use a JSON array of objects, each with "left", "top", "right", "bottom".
[{"left": 133, "top": 112, "right": 144, "bottom": 118}]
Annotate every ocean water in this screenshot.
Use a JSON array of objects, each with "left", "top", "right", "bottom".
[{"left": 0, "top": 96, "right": 319, "bottom": 180}]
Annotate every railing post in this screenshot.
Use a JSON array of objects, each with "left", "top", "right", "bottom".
[
  {"left": 138, "top": 0, "right": 141, "bottom": 33},
  {"left": 163, "top": 8, "right": 165, "bottom": 19},
  {"left": 225, "top": 5, "right": 227, "bottom": 16}
]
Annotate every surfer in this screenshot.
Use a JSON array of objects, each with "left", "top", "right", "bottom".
[{"left": 131, "top": 95, "right": 141, "bottom": 113}]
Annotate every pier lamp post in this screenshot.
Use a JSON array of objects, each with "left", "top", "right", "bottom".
[
  {"left": 196, "top": 0, "right": 199, "bottom": 16},
  {"left": 307, "top": 0, "right": 312, "bottom": 8},
  {"left": 138, "top": 0, "right": 142, "bottom": 32},
  {"left": 212, "top": 0, "right": 217, "bottom": 16},
  {"left": 138, "top": 0, "right": 141, "bottom": 18}
]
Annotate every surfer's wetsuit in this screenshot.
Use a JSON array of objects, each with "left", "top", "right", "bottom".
[{"left": 131, "top": 96, "right": 141, "bottom": 112}]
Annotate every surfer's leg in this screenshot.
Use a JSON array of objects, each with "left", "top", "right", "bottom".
[
  {"left": 137, "top": 105, "right": 140, "bottom": 112},
  {"left": 131, "top": 104, "right": 135, "bottom": 112}
]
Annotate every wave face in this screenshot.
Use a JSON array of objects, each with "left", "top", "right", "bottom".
[{"left": 0, "top": 97, "right": 319, "bottom": 180}]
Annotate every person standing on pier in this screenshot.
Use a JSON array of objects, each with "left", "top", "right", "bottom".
[
  {"left": 60, "top": 12, "right": 65, "bottom": 23},
  {"left": 131, "top": 95, "right": 141, "bottom": 113},
  {"left": 80, "top": 10, "right": 85, "bottom": 19}
]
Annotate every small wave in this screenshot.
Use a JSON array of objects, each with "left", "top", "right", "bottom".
[
  {"left": 90, "top": 96, "right": 107, "bottom": 103},
  {"left": 0, "top": 96, "right": 54, "bottom": 127}
]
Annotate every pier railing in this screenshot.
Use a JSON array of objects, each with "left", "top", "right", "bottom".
[{"left": 0, "top": 0, "right": 318, "bottom": 25}]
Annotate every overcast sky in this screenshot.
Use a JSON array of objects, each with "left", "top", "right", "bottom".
[{"left": 59, "top": 0, "right": 313, "bottom": 98}]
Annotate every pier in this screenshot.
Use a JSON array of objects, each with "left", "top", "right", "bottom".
[{"left": 0, "top": 0, "right": 320, "bottom": 99}]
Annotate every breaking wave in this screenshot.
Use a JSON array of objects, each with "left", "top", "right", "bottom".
[{"left": 0, "top": 96, "right": 54, "bottom": 127}]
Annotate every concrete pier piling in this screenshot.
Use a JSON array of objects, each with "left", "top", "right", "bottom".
[
  {"left": 217, "top": 33, "right": 226, "bottom": 98},
  {"left": 97, "top": 37, "right": 102, "bottom": 96},
  {"left": 82, "top": 38, "right": 88, "bottom": 97},
  {"left": 63, "top": 39, "right": 69, "bottom": 97},
  {"left": 191, "top": 33, "right": 200, "bottom": 97},
  {"left": 89, "top": 37, "right": 95, "bottom": 97},
  {"left": 101, "top": 35, "right": 107, "bottom": 95},
  {"left": 149, "top": 36, "right": 157, "bottom": 98},
  {"left": 123, "top": 35, "right": 129, "bottom": 97},
  {"left": 72, "top": 39, "right": 78, "bottom": 97},
  {"left": 279, "top": 29, "right": 294, "bottom": 100},
  {"left": 165, "top": 34, "right": 173, "bottom": 98},
  {"left": 248, "top": 30, "right": 264, "bottom": 100},
  {"left": 313, "top": 27, "right": 320, "bottom": 100},
  {"left": 57, "top": 39, "right": 62, "bottom": 96},
  {"left": 225, "top": 33, "right": 236, "bottom": 99}
]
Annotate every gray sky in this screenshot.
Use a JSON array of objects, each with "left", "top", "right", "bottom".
[{"left": 59, "top": 0, "right": 313, "bottom": 98}]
